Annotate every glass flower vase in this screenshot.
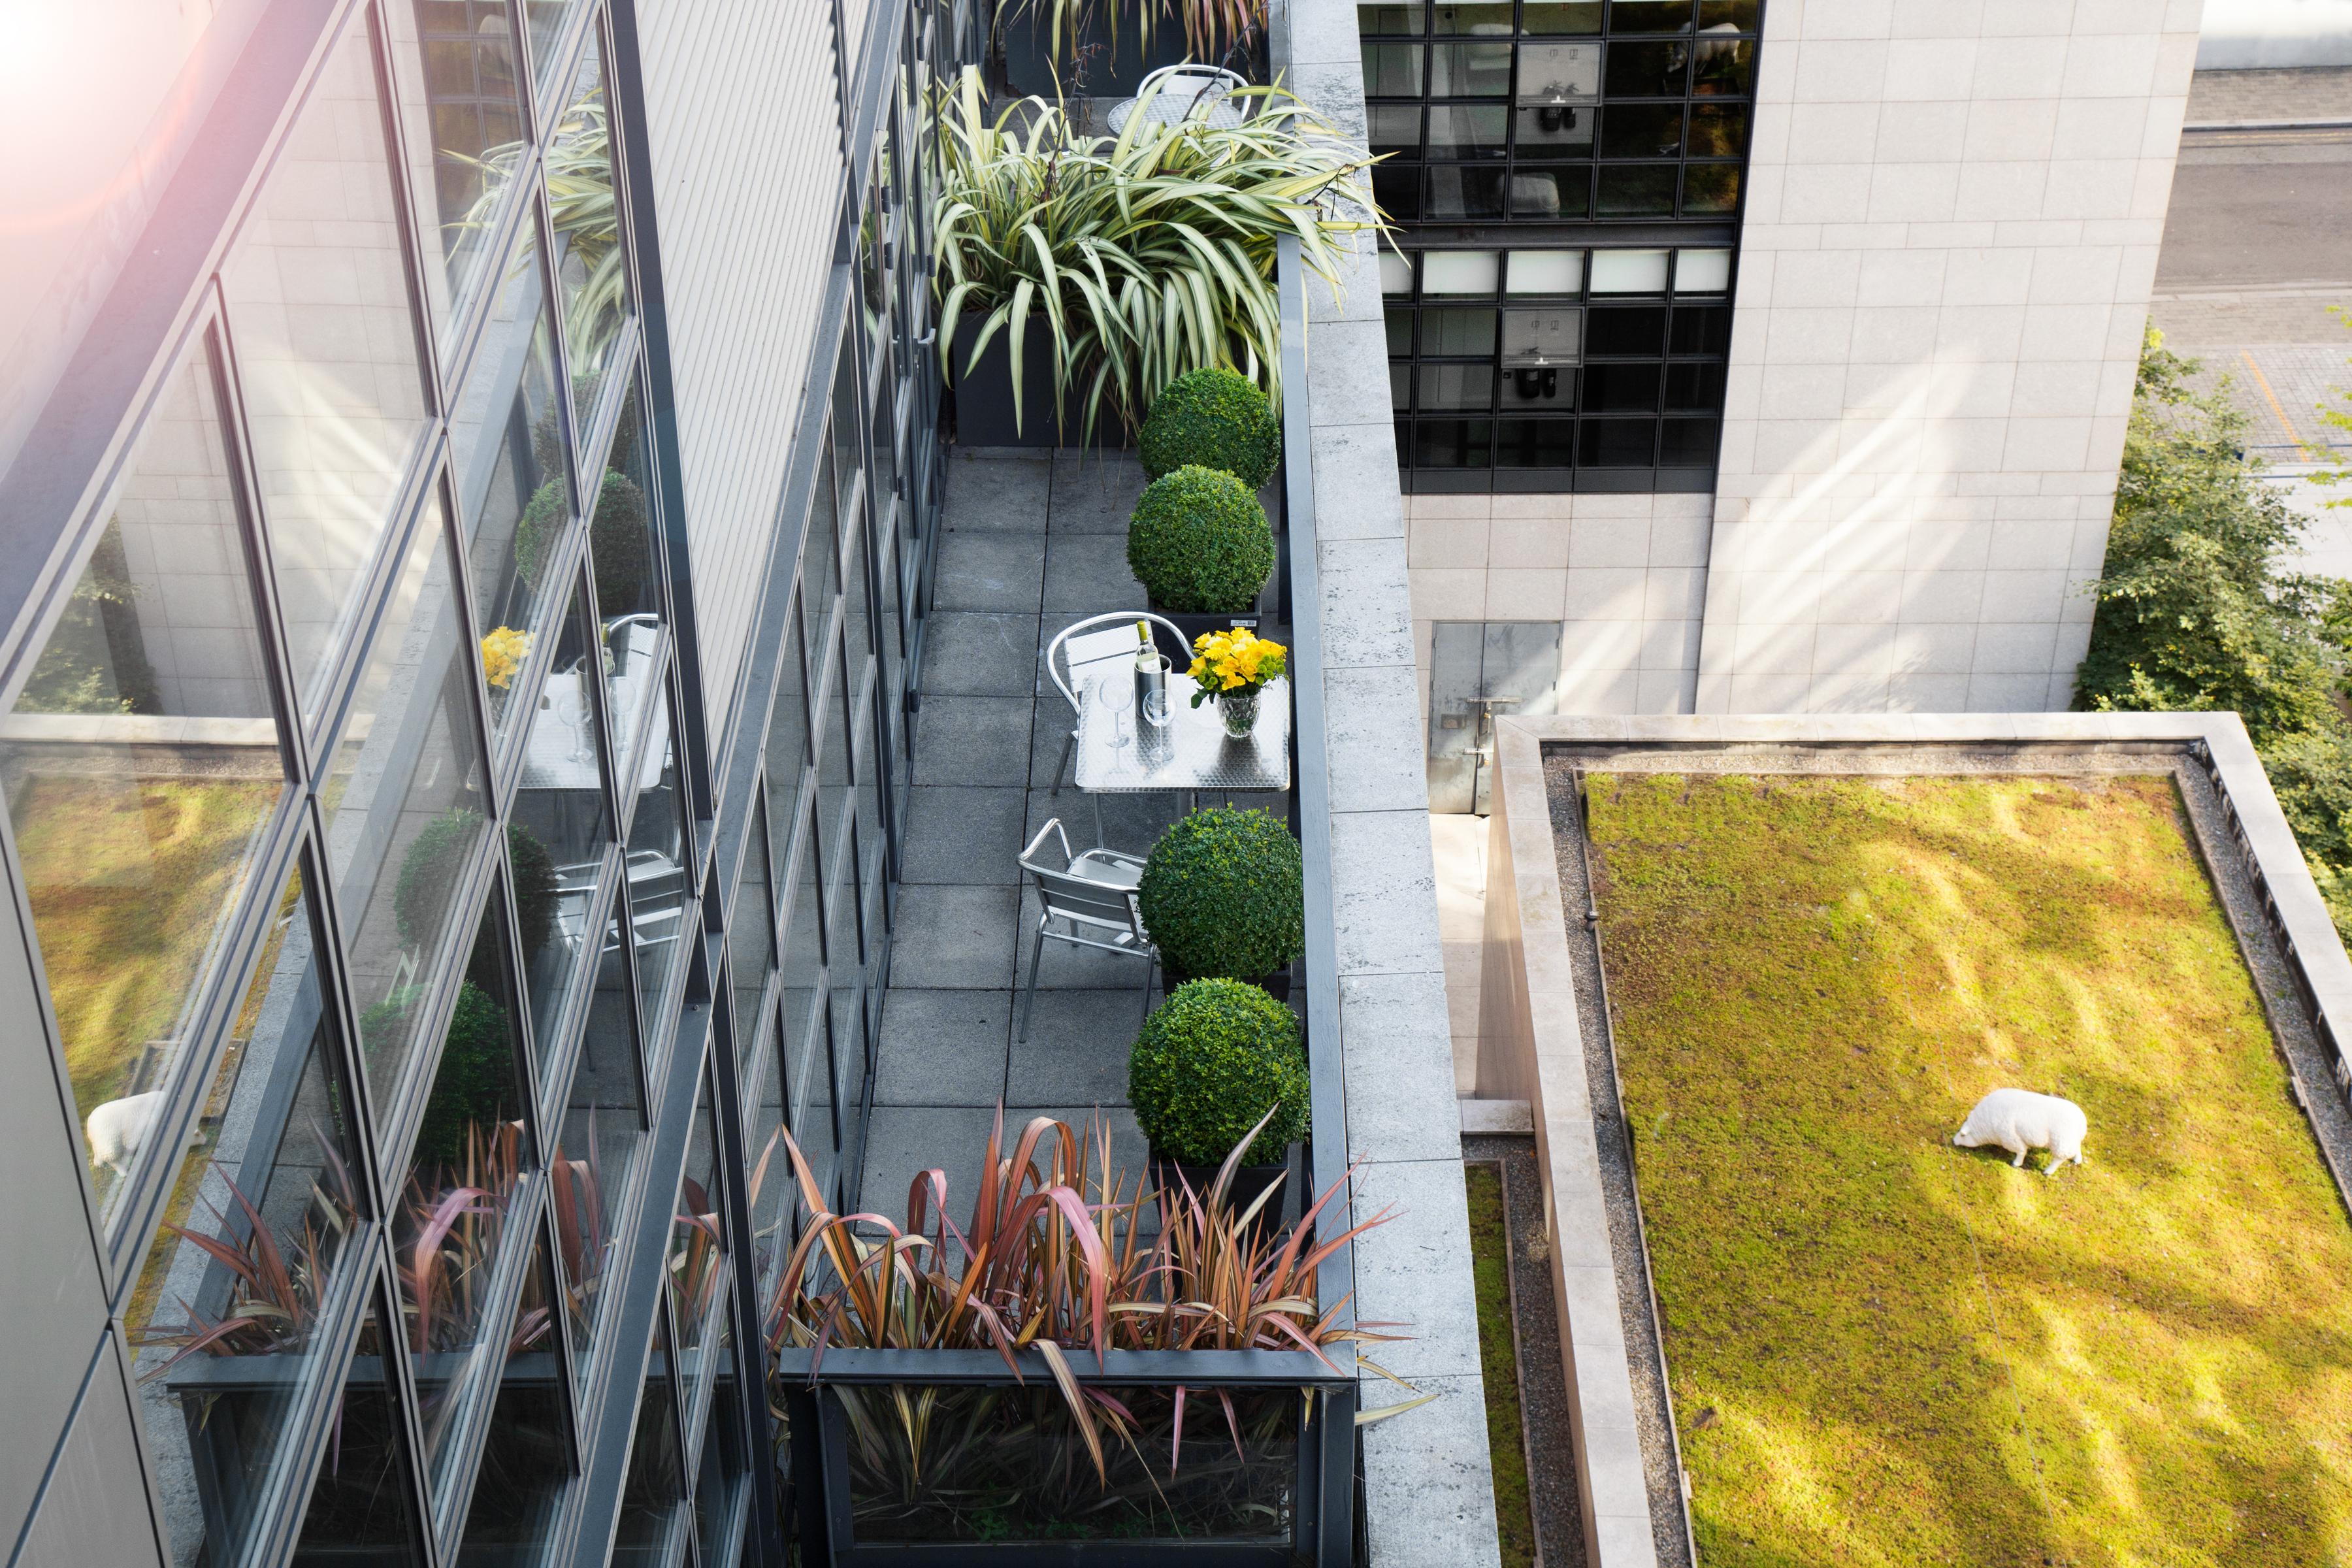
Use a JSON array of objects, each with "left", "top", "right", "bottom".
[{"left": 1218, "top": 687, "right": 1260, "bottom": 739}]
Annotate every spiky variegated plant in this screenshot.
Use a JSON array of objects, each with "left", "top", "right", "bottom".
[
  {"left": 457, "top": 82, "right": 625, "bottom": 362},
  {"left": 1006, "top": 0, "right": 1264, "bottom": 67},
  {"left": 933, "top": 67, "right": 1380, "bottom": 442}
]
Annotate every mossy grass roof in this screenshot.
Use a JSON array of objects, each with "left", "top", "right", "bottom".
[{"left": 1586, "top": 771, "right": 2352, "bottom": 1567}]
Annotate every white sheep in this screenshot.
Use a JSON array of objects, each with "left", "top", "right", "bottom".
[
  {"left": 1952, "top": 1088, "right": 2087, "bottom": 1176},
  {"left": 84, "top": 1090, "right": 163, "bottom": 1178}
]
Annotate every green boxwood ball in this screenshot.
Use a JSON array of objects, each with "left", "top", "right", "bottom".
[
  {"left": 1138, "top": 806, "right": 1304, "bottom": 981},
  {"left": 414, "top": 981, "right": 518, "bottom": 1166},
  {"left": 1129, "top": 978, "right": 1309, "bottom": 1167},
  {"left": 1139, "top": 367, "right": 1281, "bottom": 489},
  {"left": 1126, "top": 466, "right": 1275, "bottom": 614}
]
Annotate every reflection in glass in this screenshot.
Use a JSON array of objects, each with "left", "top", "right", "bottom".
[
  {"left": 550, "top": 39, "right": 630, "bottom": 421},
  {"left": 671, "top": 1066, "right": 727, "bottom": 1356},
  {"left": 1603, "top": 39, "right": 1686, "bottom": 97},
  {"left": 1418, "top": 364, "right": 1495, "bottom": 412},
  {"left": 780, "top": 799, "right": 832, "bottom": 1203},
  {"left": 1522, "top": 0, "right": 1602, "bottom": 30},
  {"left": 513, "top": 587, "right": 613, "bottom": 1060},
  {"left": 743, "top": 1000, "right": 790, "bottom": 1296},
  {"left": 4, "top": 335, "right": 287, "bottom": 1226},
  {"left": 1428, "top": 41, "right": 1512, "bottom": 96},
  {"left": 1601, "top": 103, "right": 1682, "bottom": 157},
  {"left": 1432, "top": 2, "right": 1514, "bottom": 30},
  {"left": 1369, "top": 103, "right": 1420, "bottom": 156},
  {"left": 1508, "top": 163, "right": 1590, "bottom": 219},
  {"left": 288, "top": 1292, "right": 423, "bottom": 1563},
  {"left": 612, "top": 1323, "right": 685, "bottom": 1563},
  {"left": 1682, "top": 161, "right": 1740, "bottom": 214},
  {"left": 1422, "top": 306, "right": 1499, "bottom": 353},
  {"left": 397, "top": 899, "right": 531, "bottom": 1511},
  {"left": 1359, "top": 42, "right": 1424, "bottom": 96},
  {"left": 693, "top": 1350, "right": 748, "bottom": 1566},
  {"left": 1610, "top": 0, "right": 1693, "bottom": 31},
  {"left": 1428, "top": 105, "right": 1506, "bottom": 157},
  {"left": 623, "top": 688, "right": 689, "bottom": 1048},
  {"left": 1687, "top": 103, "right": 1747, "bottom": 156},
  {"left": 593, "top": 382, "right": 666, "bottom": 776},
  {"left": 222, "top": 20, "right": 429, "bottom": 721},
  {"left": 321, "top": 500, "right": 489, "bottom": 1111},
  {"left": 451, "top": 223, "right": 574, "bottom": 738},
  {"left": 552, "top": 914, "right": 643, "bottom": 1393},
  {"left": 1597, "top": 163, "right": 1678, "bottom": 216},
  {"left": 387, "top": 0, "right": 526, "bottom": 334},
  {"left": 731, "top": 804, "right": 777, "bottom": 1087},
  {"left": 522, "top": 0, "right": 579, "bottom": 86},
  {"left": 1670, "top": 303, "right": 1733, "bottom": 355},
  {"left": 125, "top": 863, "right": 357, "bottom": 1567},
  {"left": 763, "top": 598, "right": 808, "bottom": 854},
  {"left": 1691, "top": 36, "right": 1753, "bottom": 95},
  {"left": 828, "top": 856, "right": 869, "bottom": 1124},
  {"left": 455, "top": 1231, "right": 571, "bottom": 1565}
]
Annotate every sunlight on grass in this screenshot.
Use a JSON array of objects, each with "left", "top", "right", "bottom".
[{"left": 1587, "top": 774, "right": 2352, "bottom": 1567}]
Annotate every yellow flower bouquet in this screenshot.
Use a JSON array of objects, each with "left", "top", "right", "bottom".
[
  {"left": 481, "top": 625, "right": 532, "bottom": 689},
  {"left": 1186, "top": 627, "right": 1286, "bottom": 737}
]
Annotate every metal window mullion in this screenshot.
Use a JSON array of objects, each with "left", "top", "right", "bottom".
[
  {"left": 485, "top": 516, "right": 595, "bottom": 807},
  {"left": 531, "top": 840, "right": 629, "bottom": 1132}
]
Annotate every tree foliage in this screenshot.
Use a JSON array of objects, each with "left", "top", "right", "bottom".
[{"left": 2078, "top": 329, "right": 2352, "bottom": 936}]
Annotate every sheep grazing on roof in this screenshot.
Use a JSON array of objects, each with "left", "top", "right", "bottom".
[{"left": 1953, "top": 1088, "right": 2087, "bottom": 1176}]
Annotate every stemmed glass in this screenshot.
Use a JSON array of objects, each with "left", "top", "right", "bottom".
[
  {"left": 1096, "top": 674, "right": 1134, "bottom": 755},
  {"left": 561, "top": 668, "right": 595, "bottom": 764}
]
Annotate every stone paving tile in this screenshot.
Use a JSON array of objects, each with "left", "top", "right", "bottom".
[
  {"left": 1042, "top": 532, "right": 1149, "bottom": 611},
  {"left": 887, "top": 884, "right": 1019, "bottom": 988},
  {"left": 917, "top": 612, "right": 1039, "bottom": 696},
  {"left": 934, "top": 531, "right": 1046, "bottom": 613},
  {"left": 1007, "top": 987, "right": 1151, "bottom": 1103},
  {"left": 943, "top": 449, "right": 1051, "bottom": 532},
  {"left": 898, "top": 785, "right": 1030, "bottom": 884},
  {"left": 1049, "top": 451, "right": 1146, "bottom": 533},
  {"left": 872, "top": 988, "right": 1010, "bottom": 1106},
  {"left": 910, "top": 694, "right": 1036, "bottom": 788}
]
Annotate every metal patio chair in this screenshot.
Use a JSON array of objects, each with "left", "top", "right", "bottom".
[
  {"left": 1107, "top": 63, "right": 1250, "bottom": 135},
  {"left": 1017, "top": 818, "right": 1156, "bottom": 1043},
  {"left": 1044, "top": 610, "right": 1190, "bottom": 837}
]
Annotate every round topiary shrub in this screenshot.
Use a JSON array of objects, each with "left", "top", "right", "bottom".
[
  {"left": 413, "top": 981, "right": 518, "bottom": 1166},
  {"left": 395, "top": 810, "right": 487, "bottom": 949},
  {"left": 591, "top": 468, "right": 652, "bottom": 613},
  {"left": 1126, "top": 466, "right": 1276, "bottom": 614},
  {"left": 512, "top": 478, "right": 566, "bottom": 587},
  {"left": 1139, "top": 367, "right": 1281, "bottom": 489},
  {"left": 506, "top": 823, "right": 558, "bottom": 958},
  {"left": 1130, "top": 978, "right": 1309, "bottom": 1167},
  {"left": 1138, "top": 807, "right": 1305, "bottom": 982}
]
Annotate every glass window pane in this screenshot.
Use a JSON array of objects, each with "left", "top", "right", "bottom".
[
  {"left": 397, "top": 899, "right": 531, "bottom": 1509},
  {"left": 814, "top": 632, "right": 852, "bottom": 894},
  {"left": 387, "top": 0, "right": 526, "bottom": 336},
  {"left": 551, "top": 38, "right": 630, "bottom": 421},
  {"left": 551, "top": 913, "right": 643, "bottom": 1394},
  {"left": 1699, "top": 0, "right": 1758, "bottom": 25},
  {"left": 595, "top": 379, "right": 667, "bottom": 776},
  {"left": 1507, "top": 251, "right": 1585, "bottom": 295},
  {"left": 1675, "top": 248, "right": 1734, "bottom": 293},
  {"left": 613, "top": 1324, "right": 685, "bottom": 1561},
  {"left": 873, "top": 519, "right": 907, "bottom": 790},
  {"left": 1433, "top": 2, "right": 1514, "bottom": 30},
  {"left": 1691, "top": 37, "right": 1754, "bottom": 95},
  {"left": 743, "top": 1002, "right": 789, "bottom": 1296},
  {"left": 1597, "top": 163, "right": 1678, "bottom": 216},
  {"left": 322, "top": 500, "right": 491, "bottom": 1111},
  {"left": 781, "top": 800, "right": 832, "bottom": 1198},
  {"left": 672, "top": 1064, "right": 727, "bottom": 1354},
  {"left": 522, "top": 0, "right": 578, "bottom": 87},
  {"left": 1681, "top": 162, "right": 1742, "bottom": 214},
  {"left": 1418, "top": 364, "right": 1495, "bottom": 412},
  {"left": 1379, "top": 252, "right": 1414, "bottom": 296},
  {"left": 1372, "top": 163, "right": 1424, "bottom": 222},
  {"left": 1590, "top": 249, "right": 1671, "bottom": 293},
  {"left": 125, "top": 862, "right": 359, "bottom": 1567},
  {"left": 1495, "top": 419, "right": 1576, "bottom": 466},
  {"left": 1392, "top": 365, "right": 1411, "bottom": 412},
  {"left": 1578, "top": 417, "right": 1658, "bottom": 466},
  {"left": 1423, "top": 306, "right": 1499, "bottom": 353},
  {"left": 514, "top": 586, "right": 612, "bottom": 1059},
  {"left": 1588, "top": 304, "right": 1668, "bottom": 355},
  {"left": 1518, "top": 41, "right": 1601, "bottom": 106},
  {"left": 1369, "top": 103, "right": 1421, "bottom": 156},
  {"left": 1425, "top": 165, "right": 1505, "bottom": 219},
  {"left": 1584, "top": 361, "right": 1662, "bottom": 412},
  {"left": 828, "top": 860, "right": 869, "bottom": 1124},
  {"left": 625, "top": 687, "right": 689, "bottom": 1044},
  {"left": 1507, "top": 164, "right": 1590, "bottom": 218},
  {"left": 1669, "top": 303, "right": 1733, "bottom": 355},
  {"left": 1601, "top": 103, "right": 1682, "bottom": 157},
  {"left": 1524, "top": 1, "right": 1603, "bottom": 31},
  {"left": 223, "top": 20, "right": 430, "bottom": 722},
  {"left": 456, "top": 1230, "right": 571, "bottom": 1563},
  {"left": 1610, "top": 0, "right": 1693, "bottom": 31},
  {"left": 1360, "top": 41, "right": 1424, "bottom": 97},
  {"left": 1666, "top": 360, "right": 1727, "bottom": 412},
  {"left": 763, "top": 596, "right": 808, "bottom": 854},
  {"left": 1422, "top": 250, "right": 1499, "bottom": 295},
  {"left": 1428, "top": 105, "right": 1506, "bottom": 157},
  {"left": 1415, "top": 419, "right": 1492, "bottom": 468},
  {"left": 1603, "top": 39, "right": 1687, "bottom": 97},
  {"left": 289, "top": 1291, "right": 423, "bottom": 1563},
  {"left": 731, "top": 804, "right": 777, "bottom": 1086},
  {"left": 1429, "top": 41, "right": 1512, "bottom": 95},
  {"left": 1661, "top": 416, "right": 1723, "bottom": 466},
  {"left": 5, "top": 336, "right": 287, "bottom": 1227},
  {"left": 452, "top": 225, "right": 574, "bottom": 740},
  {"left": 1503, "top": 309, "right": 1584, "bottom": 370},
  {"left": 1688, "top": 103, "right": 1748, "bottom": 157},
  {"left": 693, "top": 1350, "right": 748, "bottom": 1567},
  {"left": 1358, "top": 2, "right": 1428, "bottom": 29}
]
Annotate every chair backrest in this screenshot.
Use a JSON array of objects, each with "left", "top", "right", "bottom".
[
  {"left": 1136, "top": 63, "right": 1249, "bottom": 118},
  {"left": 1045, "top": 612, "right": 1190, "bottom": 713},
  {"left": 1019, "top": 821, "right": 1144, "bottom": 934}
]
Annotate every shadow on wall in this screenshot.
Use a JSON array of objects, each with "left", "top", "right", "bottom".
[{"left": 2198, "top": 0, "right": 2352, "bottom": 68}]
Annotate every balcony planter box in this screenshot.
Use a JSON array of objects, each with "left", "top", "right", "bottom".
[
  {"left": 947, "top": 315, "right": 1101, "bottom": 450},
  {"left": 777, "top": 1347, "right": 1351, "bottom": 1566},
  {"left": 1148, "top": 1142, "right": 1298, "bottom": 1243}
]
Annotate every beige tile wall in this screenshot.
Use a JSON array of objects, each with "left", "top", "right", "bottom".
[{"left": 1408, "top": 491, "right": 1712, "bottom": 719}]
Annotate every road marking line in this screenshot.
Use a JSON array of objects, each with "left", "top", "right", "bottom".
[{"left": 2241, "top": 350, "right": 2311, "bottom": 459}]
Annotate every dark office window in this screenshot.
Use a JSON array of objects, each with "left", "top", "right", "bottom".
[{"left": 1362, "top": 0, "right": 1752, "bottom": 489}]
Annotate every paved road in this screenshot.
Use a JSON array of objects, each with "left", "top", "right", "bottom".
[{"left": 2158, "top": 125, "right": 2352, "bottom": 295}]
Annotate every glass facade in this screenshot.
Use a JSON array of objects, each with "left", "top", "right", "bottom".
[
  {"left": 1, "top": 1, "right": 961, "bottom": 1564},
  {"left": 1360, "top": 0, "right": 1757, "bottom": 491}
]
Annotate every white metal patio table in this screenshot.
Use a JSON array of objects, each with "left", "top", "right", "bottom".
[{"left": 1073, "top": 672, "right": 1290, "bottom": 802}]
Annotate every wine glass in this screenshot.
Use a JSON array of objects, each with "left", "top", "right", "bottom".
[
  {"left": 1096, "top": 673, "right": 1134, "bottom": 755},
  {"left": 561, "top": 671, "right": 595, "bottom": 763}
]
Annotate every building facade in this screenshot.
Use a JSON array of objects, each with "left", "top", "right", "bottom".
[
  {"left": 0, "top": 1, "right": 961, "bottom": 1564},
  {"left": 1356, "top": 0, "right": 2206, "bottom": 802}
]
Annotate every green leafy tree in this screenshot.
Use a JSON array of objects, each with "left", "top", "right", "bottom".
[{"left": 2080, "top": 328, "right": 2352, "bottom": 936}]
